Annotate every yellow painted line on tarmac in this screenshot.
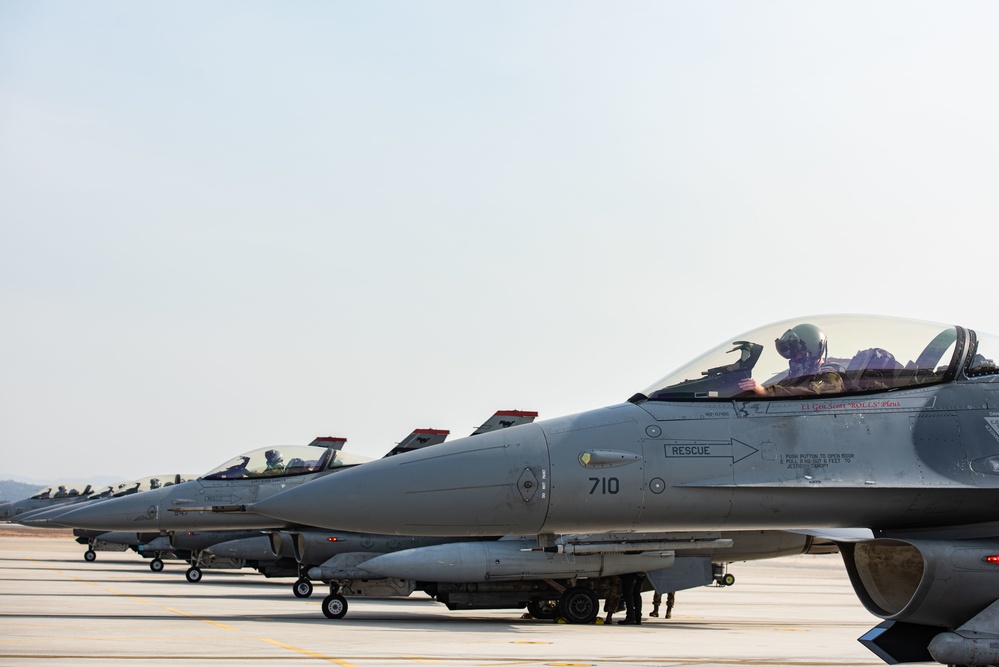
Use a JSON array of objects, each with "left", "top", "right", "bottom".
[
  {"left": 29, "top": 557, "right": 238, "bottom": 630},
  {"left": 162, "top": 606, "right": 236, "bottom": 630},
  {"left": 258, "top": 637, "right": 358, "bottom": 665},
  {"left": 29, "top": 558, "right": 145, "bottom": 601}
]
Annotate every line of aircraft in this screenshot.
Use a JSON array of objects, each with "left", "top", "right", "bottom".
[{"left": 7, "top": 313, "right": 997, "bottom": 665}]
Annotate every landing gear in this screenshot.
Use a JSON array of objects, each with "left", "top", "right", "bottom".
[
  {"left": 712, "top": 564, "right": 735, "bottom": 586},
  {"left": 322, "top": 593, "right": 348, "bottom": 619},
  {"left": 185, "top": 567, "right": 203, "bottom": 583},
  {"left": 559, "top": 586, "right": 599, "bottom": 624},
  {"left": 84, "top": 549, "right": 96, "bottom": 562},
  {"left": 527, "top": 598, "right": 560, "bottom": 620},
  {"left": 293, "top": 578, "right": 313, "bottom": 598},
  {"left": 149, "top": 558, "right": 164, "bottom": 573}
]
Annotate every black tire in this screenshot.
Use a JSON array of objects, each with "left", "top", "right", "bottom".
[
  {"left": 722, "top": 573, "right": 736, "bottom": 586},
  {"left": 559, "top": 586, "right": 599, "bottom": 624},
  {"left": 185, "top": 567, "right": 203, "bottom": 583},
  {"left": 293, "top": 578, "right": 313, "bottom": 598},
  {"left": 322, "top": 593, "right": 348, "bottom": 619},
  {"left": 150, "top": 558, "right": 164, "bottom": 573},
  {"left": 527, "top": 598, "right": 560, "bottom": 620},
  {"left": 84, "top": 550, "right": 97, "bottom": 562}
]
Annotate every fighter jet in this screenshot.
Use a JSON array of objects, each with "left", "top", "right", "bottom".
[
  {"left": 16, "top": 474, "right": 196, "bottom": 564},
  {"left": 54, "top": 437, "right": 360, "bottom": 534},
  {"left": 251, "top": 314, "right": 999, "bottom": 666},
  {"left": 257, "top": 411, "right": 838, "bottom": 621},
  {"left": 0, "top": 483, "right": 94, "bottom": 521},
  {"left": 192, "top": 412, "right": 540, "bottom": 588}
]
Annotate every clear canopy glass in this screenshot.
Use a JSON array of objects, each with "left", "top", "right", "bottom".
[
  {"left": 202, "top": 445, "right": 372, "bottom": 480},
  {"left": 29, "top": 483, "right": 92, "bottom": 500},
  {"left": 89, "top": 474, "right": 197, "bottom": 499},
  {"left": 640, "top": 315, "right": 968, "bottom": 401}
]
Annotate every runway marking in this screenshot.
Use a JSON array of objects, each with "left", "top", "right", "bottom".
[
  {"left": 29, "top": 557, "right": 235, "bottom": 629},
  {"left": 162, "top": 606, "right": 236, "bottom": 630},
  {"left": 258, "top": 637, "right": 358, "bottom": 665}
]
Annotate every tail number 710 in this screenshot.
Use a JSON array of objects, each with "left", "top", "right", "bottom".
[{"left": 589, "top": 477, "right": 619, "bottom": 494}]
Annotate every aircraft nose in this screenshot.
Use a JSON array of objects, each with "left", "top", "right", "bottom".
[
  {"left": 15, "top": 505, "right": 74, "bottom": 527},
  {"left": 56, "top": 490, "right": 164, "bottom": 531},
  {"left": 253, "top": 423, "right": 551, "bottom": 536},
  {"left": 0, "top": 502, "right": 12, "bottom": 521}
]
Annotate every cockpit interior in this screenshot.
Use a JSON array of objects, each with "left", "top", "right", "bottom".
[
  {"left": 202, "top": 445, "right": 373, "bottom": 480},
  {"left": 639, "top": 315, "right": 998, "bottom": 401}
]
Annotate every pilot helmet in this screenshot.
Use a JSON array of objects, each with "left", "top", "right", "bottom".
[
  {"left": 265, "top": 449, "right": 281, "bottom": 463},
  {"left": 775, "top": 323, "right": 827, "bottom": 362}
]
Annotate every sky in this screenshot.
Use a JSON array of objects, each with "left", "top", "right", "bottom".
[{"left": 2, "top": 2, "right": 999, "bottom": 484}]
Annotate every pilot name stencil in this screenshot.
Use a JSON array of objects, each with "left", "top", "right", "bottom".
[{"left": 765, "top": 396, "right": 935, "bottom": 415}]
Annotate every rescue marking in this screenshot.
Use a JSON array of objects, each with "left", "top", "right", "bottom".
[{"left": 663, "top": 440, "right": 758, "bottom": 463}]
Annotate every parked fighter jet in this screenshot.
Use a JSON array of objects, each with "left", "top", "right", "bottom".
[
  {"left": 251, "top": 315, "right": 999, "bottom": 666},
  {"left": 0, "top": 483, "right": 94, "bottom": 521},
  {"left": 16, "top": 474, "right": 196, "bottom": 564},
  {"left": 54, "top": 437, "right": 359, "bottom": 533},
  {"left": 197, "top": 411, "right": 540, "bottom": 589}
]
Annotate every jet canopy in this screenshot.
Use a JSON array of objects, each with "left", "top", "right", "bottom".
[
  {"left": 29, "top": 483, "right": 92, "bottom": 500},
  {"left": 639, "top": 315, "right": 995, "bottom": 401},
  {"left": 89, "top": 474, "right": 196, "bottom": 500},
  {"left": 201, "top": 445, "right": 372, "bottom": 481}
]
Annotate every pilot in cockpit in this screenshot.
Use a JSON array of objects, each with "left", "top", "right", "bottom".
[
  {"left": 738, "top": 323, "right": 845, "bottom": 397},
  {"left": 264, "top": 449, "right": 285, "bottom": 475}
]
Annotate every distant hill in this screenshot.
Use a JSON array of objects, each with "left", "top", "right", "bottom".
[{"left": 0, "top": 480, "right": 48, "bottom": 503}]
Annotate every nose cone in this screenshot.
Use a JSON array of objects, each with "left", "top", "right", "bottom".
[
  {"left": 0, "top": 501, "right": 13, "bottom": 521},
  {"left": 56, "top": 488, "right": 167, "bottom": 531},
  {"left": 253, "top": 423, "right": 551, "bottom": 536},
  {"left": 15, "top": 504, "right": 84, "bottom": 527}
]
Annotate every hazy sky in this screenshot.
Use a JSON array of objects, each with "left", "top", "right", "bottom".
[{"left": 2, "top": 2, "right": 998, "bottom": 483}]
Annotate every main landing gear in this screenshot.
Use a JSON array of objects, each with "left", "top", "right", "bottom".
[
  {"left": 557, "top": 586, "right": 600, "bottom": 624},
  {"left": 322, "top": 583, "right": 347, "bottom": 619}
]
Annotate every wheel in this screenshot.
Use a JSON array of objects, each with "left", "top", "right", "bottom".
[
  {"left": 559, "top": 586, "right": 599, "bottom": 624},
  {"left": 322, "top": 593, "right": 348, "bottom": 619},
  {"left": 185, "top": 567, "right": 203, "bottom": 583},
  {"left": 293, "top": 578, "right": 313, "bottom": 598},
  {"left": 722, "top": 573, "right": 736, "bottom": 586},
  {"left": 527, "top": 598, "right": 560, "bottom": 620},
  {"left": 150, "top": 558, "right": 164, "bottom": 572},
  {"left": 84, "top": 550, "right": 96, "bottom": 562}
]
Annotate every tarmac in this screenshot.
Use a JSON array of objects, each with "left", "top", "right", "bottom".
[{"left": 0, "top": 527, "right": 890, "bottom": 666}]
